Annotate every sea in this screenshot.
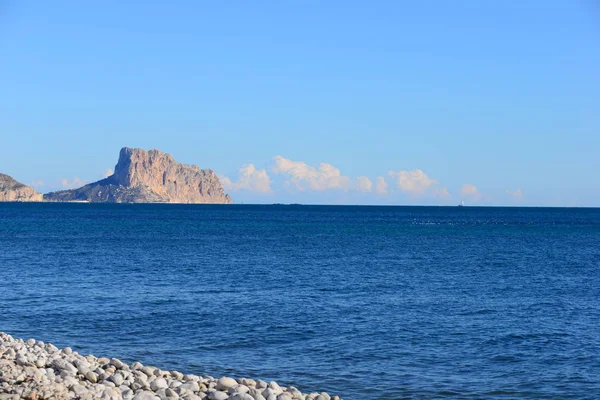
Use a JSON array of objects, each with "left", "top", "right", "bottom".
[{"left": 1, "top": 203, "right": 599, "bottom": 399}]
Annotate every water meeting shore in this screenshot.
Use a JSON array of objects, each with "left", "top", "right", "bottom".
[{"left": 0, "top": 332, "right": 340, "bottom": 400}]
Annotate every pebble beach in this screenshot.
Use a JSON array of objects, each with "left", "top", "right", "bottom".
[{"left": 0, "top": 333, "right": 340, "bottom": 400}]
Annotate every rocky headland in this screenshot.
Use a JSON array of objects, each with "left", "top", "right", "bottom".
[
  {"left": 0, "top": 174, "right": 43, "bottom": 202},
  {"left": 0, "top": 332, "right": 338, "bottom": 400},
  {"left": 43, "top": 148, "right": 232, "bottom": 204}
]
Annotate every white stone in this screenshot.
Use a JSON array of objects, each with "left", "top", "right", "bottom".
[
  {"left": 208, "top": 392, "right": 229, "bottom": 400},
  {"left": 217, "top": 377, "right": 238, "bottom": 391},
  {"left": 255, "top": 381, "right": 267, "bottom": 389},
  {"left": 229, "top": 394, "right": 254, "bottom": 400},
  {"left": 228, "top": 384, "right": 249, "bottom": 394},
  {"left": 180, "top": 382, "right": 200, "bottom": 391},
  {"left": 133, "top": 391, "right": 159, "bottom": 400},
  {"left": 151, "top": 377, "right": 169, "bottom": 391},
  {"left": 110, "top": 372, "right": 125, "bottom": 386}
]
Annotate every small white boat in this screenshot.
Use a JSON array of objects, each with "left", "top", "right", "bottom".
[{"left": 458, "top": 200, "right": 465, "bottom": 207}]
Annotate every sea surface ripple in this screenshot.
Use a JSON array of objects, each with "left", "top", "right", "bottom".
[{"left": 1, "top": 204, "right": 599, "bottom": 399}]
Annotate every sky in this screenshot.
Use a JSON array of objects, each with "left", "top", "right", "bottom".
[{"left": 1, "top": 1, "right": 599, "bottom": 206}]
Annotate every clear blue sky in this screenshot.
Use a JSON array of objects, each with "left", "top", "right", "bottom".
[{"left": 1, "top": 1, "right": 599, "bottom": 205}]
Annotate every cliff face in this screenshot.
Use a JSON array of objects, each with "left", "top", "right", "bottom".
[
  {"left": 44, "top": 148, "right": 232, "bottom": 204},
  {"left": 0, "top": 174, "right": 43, "bottom": 202}
]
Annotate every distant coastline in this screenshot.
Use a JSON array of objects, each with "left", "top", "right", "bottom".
[{"left": 0, "top": 147, "right": 232, "bottom": 205}]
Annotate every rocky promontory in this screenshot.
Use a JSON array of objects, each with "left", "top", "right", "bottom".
[
  {"left": 0, "top": 174, "right": 43, "bottom": 202},
  {"left": 0, "top": 332, "right": 339, "bottom": 400},
  {"left": 44, "top": 148, "right": 232, "bottom": 204}
]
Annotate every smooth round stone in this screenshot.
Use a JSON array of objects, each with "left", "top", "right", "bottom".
[
  {"left": 26, "top": 339, "right": 36, "bottom": 346},
  {"left": 141, "top": 366, "right": 156, "bottom": 377},
  {"left": 255, "top": 381, "right": 268, "bottom": 390},
  {"left": 208, "top": 392, "right": 229, "bottom": 400},
  {"left": 110, "top": 358, "right": 125, "bottom": 369},
  {"left": 217, "top": 377, "right": 238, "bottom": 391},
  {"left": 71, "top": 384, "right": 88, "bottom": 396},
  {"left": 103, "top": 380, "right": 116, "bottom": 388},
  {"left": 15, "top": 356, "right": 29, "bottom": 366},
  {"left": 171, "top": 371, "right": 184, "bottom": 380},
  {"left": 268, "top": 382, "right": 282, "bottom": 394},
  {"left": 110, "top": 372, "right": 124, "bottom": 386},
  {"left": 62, "top": 347, "right": 73, "bottom": 355},
  {"left": 133, "top": 391, "right": 159, "bottom": 400},
  {"left": 150, "top": 377, "right": 169, "bottom": 391},
  {"left": 85, "top": 371, "right": 98, "bottom": 383},
  {"left": 229, "top": 394, "right": 254, "bottom": 400},
  {"left": 228, "top": 384, "right": 249, "bottom": 394},
  {"left": 180, "top": 382, "right": 200, "bottom": 392},
  {"left": 131, "top": 362, "right": 144, "bottom": 370},
  {"left": 75, "top": 362, "right": 91, "bottom": 375}
]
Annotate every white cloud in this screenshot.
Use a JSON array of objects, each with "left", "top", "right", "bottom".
[
  {"left": 272, "top": 156, "right": 350, "bottom": 191},
  {"left": 103, "top": 169, "right": 113, "bottom": 178},
  {"left": 388, "top": 169, "right": 438, "bottom": 195},
  {"left": 221, "top": 164, "right": 272, "bottom": 193},
  {"left": 30, "top": 180, "right": 44, "bottom": 188},
  {"left": 375, "top": 176, "right": 388, "bottom": 195},
  {"left": 356, "top": 176, "right": 372, "bottom": 192},
  {"left": 460, "top": 184, "right": 482, "bottom": 201},
  {"left": 506, "top": 188, "right": 523, "bottom": 200},
  {"left": 434, "top": 187, "right": 451, "bottom": 198},
  {"left": 61, "top": 177, "right": 86, "bottom": 189}
]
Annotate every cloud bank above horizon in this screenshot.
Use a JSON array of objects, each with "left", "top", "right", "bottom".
[{"left": 219, "top": 156, "right": 525, "bottom": 205}]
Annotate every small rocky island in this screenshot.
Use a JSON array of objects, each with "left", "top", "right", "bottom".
[
  {"left": 43, "top": 147, "right": 232, "bottom": 204},
  {"left": 0, "top": 174, "right": 43, "bottom": 202}
]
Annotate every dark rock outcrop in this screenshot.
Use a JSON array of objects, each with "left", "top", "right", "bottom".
[
  {"left": 0, "top": 174, "right": 43, "bottom": 202},
  {"left": 44, "top": 148, "right": 232, "bottom": 204}
]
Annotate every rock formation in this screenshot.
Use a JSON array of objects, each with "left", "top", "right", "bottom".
[
  {"left": 0, "top": 173, "right": 43, "bottom": 202},
  {"left": 44, "top": 147, "right": 232, "bottom": 204}
]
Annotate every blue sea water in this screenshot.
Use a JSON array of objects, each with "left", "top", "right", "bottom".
[{"left": 1, "top": 203, "right": 599, "bottom": 399}]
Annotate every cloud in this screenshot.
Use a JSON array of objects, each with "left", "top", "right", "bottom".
[
  {"left": 388, "top": 169, "right": 438, "bottom": 195},
  {"left": 460, "top": 183, "right": 492, "bottom": 201},
  {"left": 30, "top": 180, "right": 44, "bottom": 188},
  {"left": 506, "top": 188, "right": 523, "bottom": 200},
  {"left": 221, "top": 164, "right": 272, "bottom": 193},
  {"left": 61, "top": 177, "right": 86, "bottom": 189},
  {"left": 272, "top": 156, "right": 351, "bottom": 191},
  {"left": 375, "top": 176, "right": 388, "bottom": 195},
  {"left": 433, "top": 187, "right": 451, "bottom": 198},
  {"left": 356, "top": 176, "right": 372, "bottom": 192},
  {"left": 103, "top": 169, "right": 113, "bottom": 178}
]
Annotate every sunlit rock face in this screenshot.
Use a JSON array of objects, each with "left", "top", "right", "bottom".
[
  {"left": 44, "top": 147, "right": 232, "bottom": 204},
  {"left": 0, "top": 174, "right": 43, "bottom": 202}
]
